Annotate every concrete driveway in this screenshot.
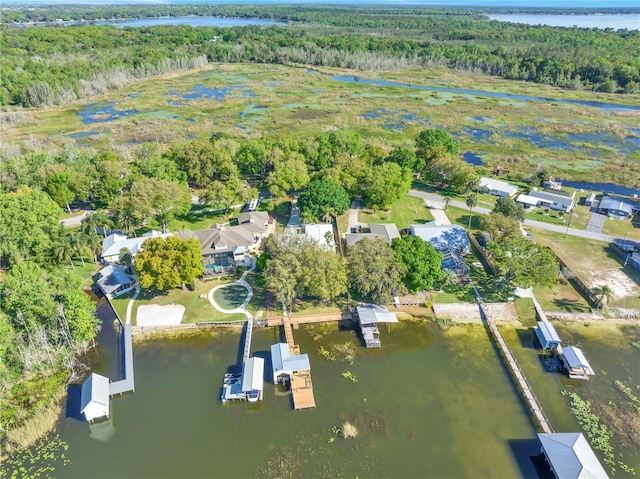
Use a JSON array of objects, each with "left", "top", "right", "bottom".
[{"left": 585, "top": 212, "right": 607, "bottom": 233}]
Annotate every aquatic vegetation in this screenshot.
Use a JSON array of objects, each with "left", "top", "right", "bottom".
[
  {"left": 2, "top": 433, "right": 70, "bottom": 479},
  {"left": 341, "top": 421, "right": 359, "bottom": 439},
  {"left": 631, "top": 341, "right": 640, "bottom": 351},
  {"left": 342, "top": 371, "right": 358, "bottom": 383},
  {"left": 562, "top": 390, "right": 635, "bottom": 476},
  {"left": 614, "top": 380, "right": 640, "bottom": 414},
  {"left": 318, "top": 346, "right": 336, "bottom": 361}
]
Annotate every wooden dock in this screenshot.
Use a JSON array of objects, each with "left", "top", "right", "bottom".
[
  {"left": 480, "top": 303, "right": 552, "bottom": 434},
  {"left": 267, "top": 312, "right": 352, "bottom": 327},
  {"left": 280, "top": 311, "right": 315, "bottom": 410}
]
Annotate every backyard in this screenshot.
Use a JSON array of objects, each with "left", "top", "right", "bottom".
[{"left": 358, "top": 195, "right": 434, "bottom": 228}]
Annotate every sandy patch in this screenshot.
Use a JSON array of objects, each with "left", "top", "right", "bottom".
[
  {"left": 589, "top": 270, "right": 638, "bottom": 299},
  {"left": 136, "top": 304, "right": 185, "bottom": 326}
]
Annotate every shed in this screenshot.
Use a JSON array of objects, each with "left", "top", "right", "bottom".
[
  {"left": 534, "top": 321, "right": 562, "bottom": 350},
  {"left": 584, "top": 192, "right": 597, "bottom": 207},
  {"left": 270, "top": 343, "right": 311, "bottom": 384},
  {"left": 538, "top": 432, "right": 608, "bottom": 479},
  {"left": 241, "top": 356, "right": 264, "bottom": 402},
  {"left": 560, "top": 346, "right": 594, "bottom": 380},
  {"left": 80, "top": 373, "right": 110, "bottom": 422}
]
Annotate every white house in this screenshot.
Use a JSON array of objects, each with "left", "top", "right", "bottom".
[
  {"left": 527, "top": 189, "right": 575, "bottom": 213},
  {"left": 100, "top": 230, "right": 170, "bottom": 264},
  {"left": 478, "top": 177, "right": 519, "bottom": 197},
  {"left": 80, "top": 373, "right": 110, "bottom": 422}
]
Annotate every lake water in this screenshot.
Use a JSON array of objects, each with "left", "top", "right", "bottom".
[
  {"left": 7, "top": 300, "right": 640, "bottom": 478},
  {"left": 72, "top": 16, "right": 285, "bottom": 28},
  {"left": 487, "top": 14, "right": 640, "bottom": 31}
]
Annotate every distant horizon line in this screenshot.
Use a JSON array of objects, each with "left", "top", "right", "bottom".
[{"left": 4, "top": 0, "right": 640, "bottom": 8}]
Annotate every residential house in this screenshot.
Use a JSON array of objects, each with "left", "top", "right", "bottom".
[
  {"left": 96, "top": 264, "right": 135, "bottom": 299},
  {"left": 599, "top": 195, "right": 639, "bottom": 219},
  {"left": 478, "top": 177, "right": 519, "bottom": 197},
  {"left": 560, "top": 346, "right": 595, "bottom": 380},
  {"left": 344, "top": 223, "right": 400, "bottom": 247},
  {"left": 537, "top": 433, "right": 608, "bottom": 479},
  {"left": 534, "top": 321, "right": 562, "bottom": 350},
  {"left": 524, "top": 188, "right": 575, "bottom": 213},
  {"left": 304, "top": 223, "right": 335, "bottom": 251},
  {"left": 195, "top": 210, "right": 272, "bottom": 270},
  {"left": 80, "top": 373, "right": 110, "bottom": 422},
  {"left": 409, "top": 222, "right": 470, "bottom": 254},
  {"left": 270, "top": 343, "right": 311, "bottom": 384},
  {"left": 100, "top": 230, "right": 169, "bottom": 264}
]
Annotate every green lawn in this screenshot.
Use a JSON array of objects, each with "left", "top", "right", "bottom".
[
  {"left": 533, "top": 282, "right": 591, "bottom": 313},
  {"left": 445, "top": 206, "right": 483, "bottom": 231},
  {"left": 513, "top": 297, "right": 537, "bottom": 326},
  {"left": 358, "top": 195, "right": 433, "bottom": 229},
  {"left": 532, "top": 228, "right": 640, "bottom": 309},
  {"left": 274, "top": 201, "right": 292, "bottom": 234},
  {"left": 525, "top": 203, "right": 591, "bottom": 230},
  {"left": 602, "top": 215, "right": 640, "bottom": 237}
]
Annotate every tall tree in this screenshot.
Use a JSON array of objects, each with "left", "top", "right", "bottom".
[
  {"left": 347, "top": 238, "right": 406, "bottom": 304},
  {"left": 391, "top": 235, "right": 445, "bottom": 293},
  {"left": 465, "top": 192, "right": 478, "bottom": 229},
  {"left": 297, "top": 179, "right": 350, "bottom": 222},
  {"left": 415, "top": 128, "right": 459, "bottom": 162},
  {"left": 480, "top": 212, "right": 522, "bottom": 243},
  {"left": 488, "top": 236, "right": 558, "bottom": 288},
  {"left": 81, "top": 211, "right": 114, "bottom": 238},
  {"left": 362, "top": 162, "right": 412, "bottom": 210},
  {"left": 44, "top": 172, "right": 75, "bottom": 213},
  {"left": 57, "top": 274, "right": 98, "bottom": 342},
  {"left": 385, "top": 147, "right": 425, "bottom": 176},
  {"left": 493, "top": 196, "right": 526, "bottom": 222},
  {"left": 134, "top": 236, "right": 204, "bottom": 290}
]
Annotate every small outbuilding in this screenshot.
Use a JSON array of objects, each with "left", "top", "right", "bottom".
[
  {"left": 270, "top": 343, "right": 311, "bottom": 384},
  {"left": 241, "top": 356, "right": 264, "bottom": 402},
  {"left": 355, "top": 304, "right": 398, "bottom": 348},
  {"left": 560, "top": 346, "right": 595, "bottom": 380},
  {"left": 534, "top": 321, "right": 562, "bottom": 350},
  {"left": 80, "top": 373, "right": 110, "bottom": 422},
  {"left": 538, "top": 432, "right": 609, "bottom": 479}
]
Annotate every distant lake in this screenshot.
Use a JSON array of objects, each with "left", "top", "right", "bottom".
[
  {"left": 65, "top": 16, "right": 285, "bottom": 28},
  {"left": 487, "top": 13, "right": 640, "bottom": 30}
]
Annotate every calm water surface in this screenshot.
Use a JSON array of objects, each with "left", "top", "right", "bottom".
[
  {"left": 46, "top": 320, "right": 541, "bottom": 478},
  {"left": 487, "top": 14, "right": 640, "bottom": 31},
  {"left": 69, "top": 16, "right": 285, "bottom": 28}
]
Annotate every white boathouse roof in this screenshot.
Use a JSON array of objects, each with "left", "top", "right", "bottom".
[
  {"left": 538, "top": 433, "right": 609, "bottom": 479},
  {"left": 241, "top": 356, "right": 264, "bottom": 393},
  {"left": 80, "top": 373, "right": 110, "bottom": 422}
]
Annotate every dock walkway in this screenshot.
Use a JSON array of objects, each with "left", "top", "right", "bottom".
[
  {"left": 479, "top": 302, "right": 552, "bottom": 434},
  {"left": 109, "top": 323, "right": 135, "bottom": 396},
  {"left": 242, "top": 317, "right": 254, "bottom": 365}
]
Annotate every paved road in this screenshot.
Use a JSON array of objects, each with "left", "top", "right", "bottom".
[
  {"left": 60, "top": 210, "right": 90, "bottom": 227},
  {"left": 409, "top": 189, "right": 620, "bottom": 243}
]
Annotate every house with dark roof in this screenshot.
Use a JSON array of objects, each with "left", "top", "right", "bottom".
[
  {"left": 96, "top": 264, "right": 135, "bottom": 299},
  {"left": 599, "top": 196, "right": 639, "bottom": 219},
  {"left": 194, "top": 210, "right": 272, "bottom": 270},
  {"left": 344, "top": 223, "right": 400, "bottom": 247},
  {"left": 526, "top": 188, "right": 576, "bottom": 213},
  {"left": 538, "top": 433, "right": 608, "bottom": 479}
]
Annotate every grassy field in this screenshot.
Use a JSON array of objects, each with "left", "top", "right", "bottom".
[
  {"left": 4, "top": 63, "right": 639, "bottom": 187},
  {"left": 445, "top": 205, "right": 483, "bottom": 231},
  {"left": 532, "top": 229, "right": 640, "bottom": 309},
  {"left": 602, "top": 215, "right": 640, "bottom": 237},
  {"left": 358, "top": 195, "right": 434, "bottom": 229},
  {"left": 111, "top": 278, "right": 248, "bottom": 325},
  {"left": 513, "top": 297, "right": 537, "bottom": 326}
]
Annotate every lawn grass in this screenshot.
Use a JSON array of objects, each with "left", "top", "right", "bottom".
[
  {"left": 513, "top": 297, "right": 537, "bottom": 326},
  {"left": 169, "top": 208, "right": 234, "bottom": 232},
  {"left": 274, "top": 201, "right": 292, "bottom": 233},
  {"left": 532, "top": 228, "right": 640, "bottom": 309},
  {"left": 602, "top": 215, "right": 640, "bottom": 237},
  {"left": 358, "top": 195, "right": 433, "bottom": 229},
  {"left": 110, "top": 291, "right": 134, "bottom": 321},
  {"left": 533, "top": 283, "right": 591, "bottom": 313},
  {"left": 445, "top": 205, "right": 483, "bottom": 231}
]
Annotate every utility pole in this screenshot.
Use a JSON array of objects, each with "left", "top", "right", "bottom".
[{"left": 564, "top": 207, "right": 574, "bottom": 238}]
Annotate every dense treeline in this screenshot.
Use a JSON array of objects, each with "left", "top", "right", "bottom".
[{"left": 1, "top": 6, "right": 639, "bottom": 107}]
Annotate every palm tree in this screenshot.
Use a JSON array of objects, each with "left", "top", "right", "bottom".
[
  {"left": 81, "top": 212, "right": 113, "bottom": 238},
  {"left": 466, "top": 193, "right": 478, "bottom": 229},
  {"left": 51, "top": 237, "right": 76, "bottom": 270},
  {"left": 593, "top": 285, "right": 613, "bottom": 309},
  {"left": 441, "top": 270, "right": 458, "bottom": 290},
  {"left": 70, "top": 233, "right": 92, "bottom": 267}
]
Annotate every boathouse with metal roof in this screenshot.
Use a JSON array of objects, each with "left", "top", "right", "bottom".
[
  {"left": 535, "top": 321, "right": 562, "bottom": 350},
  {"left": 538, "top": 432, "right": 608, "bottom": 479}
]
